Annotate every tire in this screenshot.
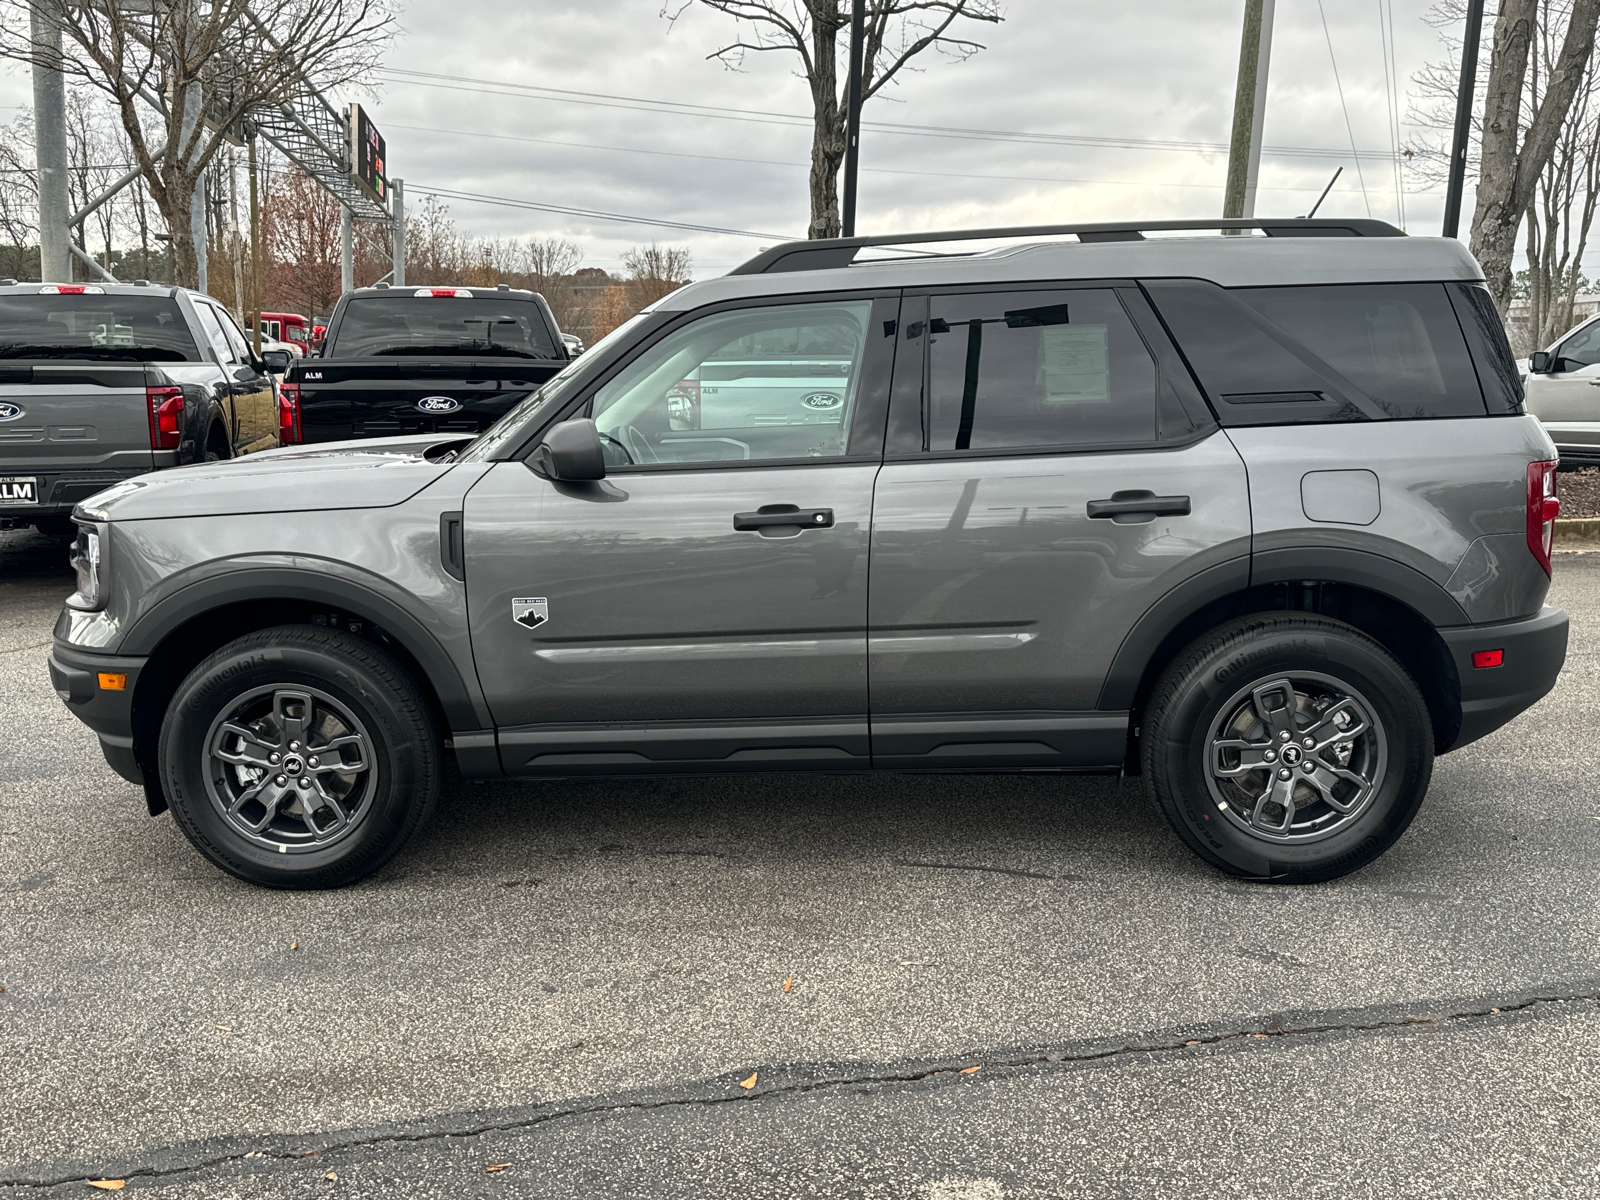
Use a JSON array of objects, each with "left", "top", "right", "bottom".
[
  {"left": 1141, "top": 614, "right": 1434, "bottom": 884},
  {"left": 158, "top": 625, "right": 440, "bottom": 889}
]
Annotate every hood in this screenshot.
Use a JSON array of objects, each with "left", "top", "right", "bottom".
[{"left": 76, "top": 434, "right": 466, "bottom": 522}]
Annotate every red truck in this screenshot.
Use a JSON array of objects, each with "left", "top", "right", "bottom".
[{"left": 247, "top": 311, "right": 311, "bottom": 356}]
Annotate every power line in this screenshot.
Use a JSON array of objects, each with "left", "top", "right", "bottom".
[
  {"left": 376, "top": 67, "right": 1403, "bottom": 163},
  {"left": 1317, "top": 0, "right": 1372, "bottom": 218},
  {"left": 384, "top": 122, "right": 1364, "bottom": 194},
  {"left": 407, "top": 184, "right": 796, "bottom": 240}
]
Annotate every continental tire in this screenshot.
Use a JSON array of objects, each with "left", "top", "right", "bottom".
[
  {"left": 158, "top": 625, "right": 440, "bottom": 889},
  {"left": 1142, "top": 614, "right": 1433, "bottom": 883}
]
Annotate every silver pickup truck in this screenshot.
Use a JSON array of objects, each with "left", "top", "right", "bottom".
[{"left": 0, "top": 281, "right": 290, "bottom": 536}]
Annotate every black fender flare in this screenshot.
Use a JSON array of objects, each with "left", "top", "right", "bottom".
[
  {"left": 1098, "top": 547, "right": 1468, "bottom": 711},
  {"left": 119, "top": 566, "right": 486, "bottom": 732}
]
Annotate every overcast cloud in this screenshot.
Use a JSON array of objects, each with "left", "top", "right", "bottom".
[{"left": 1, "top": 1, "right": 1491, "bottom": 278}]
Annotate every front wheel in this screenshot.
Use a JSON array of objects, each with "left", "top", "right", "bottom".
[
  {"left": 1142, "top": 614, "right": 1434, "bottom": 883},
  {"left": 158, "top": 625, "right": 440, "bottom": 888}
]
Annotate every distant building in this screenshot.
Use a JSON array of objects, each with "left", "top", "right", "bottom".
[{"left": 1507, "top": 293, "right": 1600, "bottom": 353}]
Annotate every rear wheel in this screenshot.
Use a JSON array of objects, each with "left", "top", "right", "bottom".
[
  {"left": 1142, "top": 614, "right": 1433, "bottom": 883},
  {"left": 158, "top": 625, "right": 439, "bottom": 888}
]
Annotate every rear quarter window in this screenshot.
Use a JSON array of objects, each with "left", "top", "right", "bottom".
[{"left": 1145, "top": 280, "right": 1489, "bottom": 425}]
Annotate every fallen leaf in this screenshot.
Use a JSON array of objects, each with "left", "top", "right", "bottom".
[
  {"left": 960, "top": 1066, "right": 981, "bottom": 1075},
  {"left": 738, "top": 1071, "right": 758, "bottom": 1089},
  {"left": 1184, "top": 1040, "right": 1200, "bottom": 1046},
  {"left": 0, "top": 986, "right": 6, "bottom": 994},
  {"left": 326, "top": 1171, "right": 338, "bottom": 1181},
  {"left": 485, "top": 1163, "right": 511, "bottom": 1173},
  {"left": 215, "top": 1024, "right": 232, "bottom": 1032},
  {"left": 1252, "top": 1034, "right": 1268, "bottom": 1039},
  {"left": 87, "top": 1183, "right": 125, "bottom": 1192},
  {"left": 782, "top": 977, "right": 793, "bottom": 993},
  {"left": 290, "top": 941, "right": 299, "bottom": 951},
  {"left": 304, "top": 1150, "right": 321, "bottom": 1157}
]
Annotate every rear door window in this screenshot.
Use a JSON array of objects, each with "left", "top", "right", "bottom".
[{"left": 923, "top": 288, "right": 1161, "bottom": 452}]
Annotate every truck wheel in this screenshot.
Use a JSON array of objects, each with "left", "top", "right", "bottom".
[
  {"left": 1142, "top": 614, "right": 1433, "bottom": 884},
  {"left": 158, "top": 625, "right": 440, "bottom": 889}
]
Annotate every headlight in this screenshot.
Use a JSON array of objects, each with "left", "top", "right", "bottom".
[{"left": 66, "top": 523, "right": 103, "bottom": 610}]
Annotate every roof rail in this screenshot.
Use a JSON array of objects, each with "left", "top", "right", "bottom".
[{"left": 728, "top": 217, "right": 1407, "bottom": 276}]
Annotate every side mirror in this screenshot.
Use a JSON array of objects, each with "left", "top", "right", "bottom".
[
  {"left": 528, "top": 417, "right": 606, "bottom": 481},
  {"left": 260, "top": 348, "right": 293, "bottom": 373},
  {"left": 1529, "top": 350, "right": 1552, "bottom": 374}
]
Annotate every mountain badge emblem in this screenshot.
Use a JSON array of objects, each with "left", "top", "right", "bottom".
[{"left": 511, "top": 597, "right": 549, "bottom": 629}]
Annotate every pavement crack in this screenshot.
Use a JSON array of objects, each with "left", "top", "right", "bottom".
[
  {"left": 893, "top": 858, "right": 1072, "bottom": 881},
  {"left": 0, "top": 641, "right": 49, "bottom": 656},
  {"left": 5, "top": 984, "right": 1598, "bottom": 1191}
]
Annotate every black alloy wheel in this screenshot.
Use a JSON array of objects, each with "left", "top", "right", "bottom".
[
  {"left": 159, "top": 625, "right": 440, "bottom": 888},
  {"left": 1142, "top": 613, "right": 1434, "bottom": 883}
]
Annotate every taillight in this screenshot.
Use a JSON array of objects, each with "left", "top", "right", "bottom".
[
  {"left": 39, "top": 284, "right": 103, "bottom": 295},
  {"left": 278, "top": 381, "right": 303, "bottom": 444},
  {"left": 1526, "top": 459, "right": 1560, "bottom": 576},
  {"left": 146, "top": 385, "right": 184, "bottom": 450},
  {"left": 417, "top": 287, "right": 471, "bottom": 298}
]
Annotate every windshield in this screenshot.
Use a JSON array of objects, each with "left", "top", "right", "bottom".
[
  {"left": 456, "top": 313, "right": 652, "bottom": 462},
  {"left": 329, "top": 296, "right": 561, "bottom": 359},
  {"left": 0, "top": 294, "right": 201, "bottom": 361}
]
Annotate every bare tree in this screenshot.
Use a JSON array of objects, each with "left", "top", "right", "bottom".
[
  {"left": 623, "top": 243, "right": 693, "bottom": 308},
  {"left": 1469, "top": 0, "right": 1600, "bottom": 309},
  {"left": 0, "top": 0, "right": 395, "bottom": 289},
  {"left": 668, "top": 1, "right": 1002, "bottom": 238}
]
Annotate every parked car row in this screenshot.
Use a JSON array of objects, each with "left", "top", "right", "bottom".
[{"left": 0, "top": 281, "right": 586, "bottom": 537}]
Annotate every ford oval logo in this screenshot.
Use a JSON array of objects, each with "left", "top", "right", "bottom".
[
  {"left": 416, "top": 395, "right": 461, "bottom": 414},
  {"left": 801, "top": 392, "right": 842, "bottom": 410},
  {"left": 0, "top": 402, "right": 22, "bottom": 421}
]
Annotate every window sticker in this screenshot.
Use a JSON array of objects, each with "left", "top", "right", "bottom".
[{"left": 1039, "top": 324, "right": 1109, "bottom": 404}]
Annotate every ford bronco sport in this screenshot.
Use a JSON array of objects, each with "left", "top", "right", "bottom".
[{"left": 49, "top": 218, "right": 1569, "bottom": 889}]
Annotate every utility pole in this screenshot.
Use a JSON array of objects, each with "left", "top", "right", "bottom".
[
  {"left": 1441, "top": 0, "right": 1485, "bottom": 239},
  {"left": 30, "top": 2, "right": 70, "bottom": 283},
  {"left": 840, "top": 0, "right": 866, "bottom": 238},
  {"left": 391, "top": 178, "right": 405, "bottom": 287},
  {"left": 229, "top": 146, "right": 245, "bottom": 320},
  {"left": 1222, "top": 0, "right": 1275, "bottom": 220},
  {"left": 339, "top": 204, "right": 353, "bottom": 295},
  {"left": 247, "top": 123, "right": 262, "bottom": 357},
  {"left": 179, "top": 78, "right": 207, "bottom": 292}
]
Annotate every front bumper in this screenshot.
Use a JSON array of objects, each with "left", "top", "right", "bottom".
[
  {"left": 1439, "top": 605, "right": 1568, "bottom": 751},
  {"left": 48, "top": 640, "right": 147, "bottom": 785}
]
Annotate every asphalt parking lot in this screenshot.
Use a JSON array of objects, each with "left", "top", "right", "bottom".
[{"left": 2, "top": 526, "right": 1598, "bottom": 1198}]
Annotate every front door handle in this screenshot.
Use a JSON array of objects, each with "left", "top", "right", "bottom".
[
  {"left": 734, "top": 504, "right": 834, "bottom": 532},
  {"left": 1087, "top": 491, "right": 1191, "bottom": 519}
]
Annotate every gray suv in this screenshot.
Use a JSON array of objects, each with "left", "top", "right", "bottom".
[{"left": 48, "top": 218, "right": 1569, "bottom": 889}]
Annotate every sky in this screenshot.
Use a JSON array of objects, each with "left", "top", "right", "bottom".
[{"left": 1, "top": 0, "right": 1483, "bottom": 279}]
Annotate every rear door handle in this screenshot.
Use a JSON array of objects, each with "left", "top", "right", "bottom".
[
  {"left": 1087, "top": 492, "right": 1191, "bottom": 519},
  {"left": 734, "top": 504, "right": 834, "bottom": 532}
]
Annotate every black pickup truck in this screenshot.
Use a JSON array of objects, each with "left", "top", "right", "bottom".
[{"left": 282, "top": 284, "right": 569, "bottom": 443}]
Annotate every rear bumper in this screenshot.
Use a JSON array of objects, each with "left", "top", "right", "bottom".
[
  {"left": 1439, "top": 606, "right": 1568, "bottom": 751},
  {"left": 0, "top": 465, "right": 161, "bottom": 523},
  {"left": 48, "top": 640, "right": 147, "bottom": 785}
]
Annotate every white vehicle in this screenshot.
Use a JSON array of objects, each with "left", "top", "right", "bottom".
[
  {"left": 1523, "top": 314, "right": 1600, "bottom": 466},
  {"left": 561, "top": 332, "right": 584, "bottom": 357}
]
